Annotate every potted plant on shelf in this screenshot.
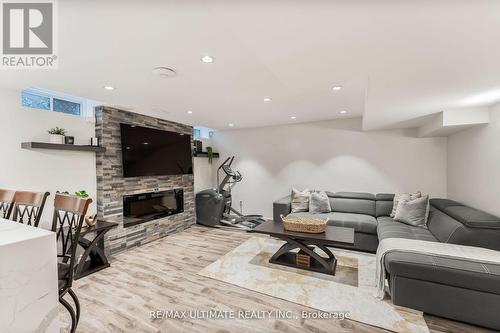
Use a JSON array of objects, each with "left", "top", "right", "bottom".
[
  {"left": 48, "top": 127, "right": 66, "bottom": 144},
  {"left": 206, "top": 146, "right": 214, "bottom": 164}
]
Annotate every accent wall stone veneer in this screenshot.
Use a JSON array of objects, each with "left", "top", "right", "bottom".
[{"left": 95, "top": 106, "right": 195, "bottom": 255}]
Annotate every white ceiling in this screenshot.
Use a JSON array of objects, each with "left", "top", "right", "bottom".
[{"left": 1, "top": 0, "right": 500, "bottom": 130}]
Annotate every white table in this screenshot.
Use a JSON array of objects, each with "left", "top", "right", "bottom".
[{"left": 0, "top": 219, "right": 59, "bottom": 333}]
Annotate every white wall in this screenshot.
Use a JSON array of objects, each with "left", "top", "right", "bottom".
[
  {"left": 193, "top": 157, "right": 217, "bottom": 193},
  {"left": 193, "top": 133, "right": 218, "bottom": 193},
  {"left": 448, "top": 102, "right": 500, "bottom": 216},
  {"left": 0, "top": 87, "right": 97, "bottom": 229},
  {"left": 213, "top": 118, "right": 447, "bottom": 218}
]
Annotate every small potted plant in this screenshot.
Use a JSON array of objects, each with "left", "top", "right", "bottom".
[
  {"left": 206, "top": 146, "right": 214, "bottom": 164},
  {"left": 58, "top": 190, "right": 97, "bottom": 226},
  {"left": 48, "top": 127, "right": 66, "bottom": 144},
  {"left": 75, "top": 190, "right": 97, "bottom": 226}
]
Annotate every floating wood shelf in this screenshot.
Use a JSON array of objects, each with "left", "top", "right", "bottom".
[
  {"left": 21, "top": 142, "right": 106, "bottom": 153},
  {"left": 194, "top": 152, "right": 220, "bottom": 158}
]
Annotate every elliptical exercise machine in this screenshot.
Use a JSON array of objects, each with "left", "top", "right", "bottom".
[{"left": 196, "top": 156, "right": 265, "bottom": 230}]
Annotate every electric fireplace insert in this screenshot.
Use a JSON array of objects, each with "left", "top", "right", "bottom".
[{"left": 123, "top": 189, "right": 184, "bottom": 227}]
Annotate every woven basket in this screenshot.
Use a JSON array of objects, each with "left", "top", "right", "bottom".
[{"left": 280, "top": 214, "right": 326, "bottom": 234}]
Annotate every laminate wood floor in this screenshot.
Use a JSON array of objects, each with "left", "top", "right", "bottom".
[{"left": 64, "top": 225, "right": 496, "bottom": 333}]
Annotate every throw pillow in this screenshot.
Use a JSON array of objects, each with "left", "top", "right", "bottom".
[
  {"left": 390, "top": 191, "right": 421, "bottom": 218},
  {"left": 394, "top": 195, "right": 430, "bottom": 227},
  {"left": 291, "top": 188, "right": 310, "bottom": 213},
  {"left": 309, "top": 191, "right": 332, "bottom": 213}
]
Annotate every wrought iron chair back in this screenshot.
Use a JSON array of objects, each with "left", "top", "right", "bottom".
[
  {"left": 51, "top": 193, "right": 92, "bottom": 287},
  {"left": 0, "top": 189, "right": 15, "bottom": 219},
  {"left": 11, "top": 191, "right": 50, "bottom": 227}
]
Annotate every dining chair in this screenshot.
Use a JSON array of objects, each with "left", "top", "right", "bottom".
[
  {"left": 11, "top": 191, "right": 50, "bottom": 227},
  {"left": 0, "top": 189, "right": 16, "bottom": 219},
  {"left": 51, "top": 193, "right": 92, "bottom": 333}
]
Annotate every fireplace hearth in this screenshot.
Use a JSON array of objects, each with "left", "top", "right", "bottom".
[{"left": 123, "top": 189, "right": 184, "bottom": 228}]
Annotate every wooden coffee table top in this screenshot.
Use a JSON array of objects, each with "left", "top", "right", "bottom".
[{"left": 251, "top": 220, "right": 355, "bottom": 246}]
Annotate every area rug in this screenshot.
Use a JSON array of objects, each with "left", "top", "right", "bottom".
[{"left": 198, "top": 236, "right": 429, "bottom": 333}]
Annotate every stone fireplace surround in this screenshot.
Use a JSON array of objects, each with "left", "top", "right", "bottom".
[{"left": 95, "top": 106, "right": 195, "bottom": 255}]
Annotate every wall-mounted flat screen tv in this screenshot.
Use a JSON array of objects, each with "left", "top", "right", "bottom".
[{"left": 120, "top": 123, "right": 193, "bottom": 177}]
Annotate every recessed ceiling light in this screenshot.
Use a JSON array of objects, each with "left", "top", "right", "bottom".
[
  {"left": 152, "top": 67, "right": 177, "bottom": 78},
  {"left": 290, "top": 116, "right": 297, "bottom": 120},
  {"left": 130, "top": 125, "right": 136, "bottom": 127},
  {"left": 228, "top": 123, "right": 234, "bottom": 127},
  {"left": 340, "top": 110, "right": 347, "bottom": 114},
  {"left": 263, "top": 97, "right": 272, "bottom": 102},
  {"left": 143, "top": 142, "right": 149, "bottom": 145},
  {"left": 201, "top": 55, "right": 214, "bottom": 63},
  {"left": 187, "top": 110, "right": 193, "bottom": 114},
  {"left": 103, "top": 86, "right": 115, "bottom": 91},
  {"left": 332, "top": 86, "right": 342, "bottom": 91},
  {"left": 126, "top": 147, "right": 131, "bottom": 149}
]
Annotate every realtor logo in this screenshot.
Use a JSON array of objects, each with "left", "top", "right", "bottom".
[{"left": 1, "top": 0, "right": 57, "bottom": 68}]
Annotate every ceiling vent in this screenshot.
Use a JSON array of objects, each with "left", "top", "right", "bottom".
[{"left": 152, "top": 67, "right": 177, "bottom": 78}]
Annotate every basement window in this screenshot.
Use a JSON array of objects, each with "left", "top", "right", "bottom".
[
  {"left": 53, "top": 98, "right": 81, "bottom": 115},
  {"left": 21, "top": 91, "right": 51, "bottom": 110},
  {"left": 193, "top": 128, "right": 201, "bottom": 140},
  {"left": 193, "top": 126, "right": 214, "bottom": 139},
  {"left": 21, "top": 88, "right": 98, "bottom": 119}
]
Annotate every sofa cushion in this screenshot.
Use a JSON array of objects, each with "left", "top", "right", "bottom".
[
  {"left": 291, "top": 188, "right": 310, "bottom": 213},
  {"left": 376, "top": 193, "right": 395, "bottom": 201},
  {"left": 327, "top": 212, "right": 378, "bottom": 234},
  {"left": 377, "top": 216, "right": 438, "bottom": 242},
  {"left": 394, "top": 195, "right": 430, "bottom": 227},
  {"left": 375, "top": 193, "right": 394, "bottom": 217},
  {"left": 390, "top": 191, "right": 421, "bottom": 218},
  {"left": 427, "top": 207, "right": 500, "bottom": 250},
  {"left": 429, "top": 198, "right": 463, "bottom": 211},
  {"left": 330, "top": 192, "right": 376, "bottom": 216},
  {"left": 443, "top": 206, "right": 500, "bottom": 229},
  {"left": 427, "top": 207, "right": 463, "bottom": 243},
  {"left": 309, "top": 191, "right": 331, "bottom": 213},
  {"left": 384, "top": 251, "right": 500, "bottom": 295},
  {"left": 333, "top": 192, "right": 375, "bottom": 200}
]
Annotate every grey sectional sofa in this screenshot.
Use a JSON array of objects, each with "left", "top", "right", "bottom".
[{"left": 273, "top": 192, "right": 500, "bottom": 330}]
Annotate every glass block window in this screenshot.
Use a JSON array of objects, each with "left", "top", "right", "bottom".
[
  {"left": 53, "top": 98, "right": 81, "bottom": 116},
  {"left": 21, "top": 91, "right": 51, "bottom": 110},
  {"left": 21, "top": 89, "right": 85, "bottom": 117}
]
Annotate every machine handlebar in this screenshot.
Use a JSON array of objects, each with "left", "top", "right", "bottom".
[
  {"left": 217, "top": 156, "right": 243, "bottom": 192},
  {"left": 219, "top": 157, "right": 231, "bottom": 171}
]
